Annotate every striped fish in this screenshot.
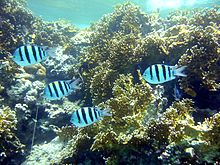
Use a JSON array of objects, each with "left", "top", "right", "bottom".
[
  {"left": 44, "top": 79, "right": 80, "bottom": 100},
  {"left": 12, "top": 45, "right": 56, "bottom": 66},
  {"left": 142, "top": 64, "right": 187, "bottom": 84},
  {"left": 70, "top": 107, "right": 111, "bottom": 127}
]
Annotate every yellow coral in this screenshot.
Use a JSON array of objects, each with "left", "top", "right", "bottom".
[
  {"left": 0, "top": 105, "right": 23, "bottom": 162},
  {"left": 91, "top": 73, "right": 155, "bottom": 151}
]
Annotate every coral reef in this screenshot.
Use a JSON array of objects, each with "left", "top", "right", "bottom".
[
  {"left": 0, "top": 58, "right": 21, "bottom": 90},
  {"left": 155, "top": 100, "right": 220, "bottom": 164},
  {"left": 27, "top": 96, "right": 220, "bottom": 164},
  {"left": 6, "top": 78, "right": 31, "bottom": 102},
  {"left": 0, "top": 0, "right": 81, "bottom": 82},
  {"left": 0, "top": 105, "right": 23, "bottom": 163},
  {"left": 24, "top": 80, "right": 45, "bottom": 104},
  {"left": 0, "top": 0, "right": 79, "bottom": 55},
  {"left": 43, "top": 51, "right": 78, "bottom": 79},
  {"left": 164, "top": 7, "right": 220, "bottom": 28},
  {"left": 24, "top": 64, "right": 47, "bottom": 80},
  {"left": 0, "top": 0, "right": 83, "bottom": 164},
  {"left": 159, "top": 8, "right": 220, "bottom": 99},
  {"left": 6, "top": 78, "right": 44, "bottom": 105},
  {"left": 24, "top": 137, "right": 67, "bottom": 165},
  {"left": 91, "top": 74, "right": 155, "bottom": 149},
  {"left": 1, "top": 0, "right": 220, "bottom": 164},
  {"left": 44, "top": 98, "right": 81, "bottom": 127},
  {"left": 178, "top": 25, "right": 220, "bottom": 95},
  {"left": 24, "top": 129, "right": 99, "bottom": 165},
  {"left": 25, "top": 73, "right": 155, "bottom": 164},
  {"left": 58, "top": 3, "right": 220, "bottom": 164},
  {"left": 78, "top": 3, "right": 165, "bottom": 104},
  {"left": 78, "top": 3, "right": 220, "bottom": 105},
  {"left": 198, "top": 112, "right": 220, "bottom": 163}
]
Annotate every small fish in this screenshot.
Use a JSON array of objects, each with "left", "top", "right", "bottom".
[
  {"left": 12, "top": 45, "right": 56, "bottom": 66},
  {"left": 70, "top": 107, "right": 111, "bottom": 127},
  {"left": 173, "top": 84, "right": 182, "bottom": 101},
  {"left": 44, "top": 78, "right": 80, "bottom": 100},
  {"left": 142, "top": 64, "right": 187, "bottom": 84}
]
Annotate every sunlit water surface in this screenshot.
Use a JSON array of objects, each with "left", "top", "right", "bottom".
[{"left": 27, "top": 0, "right": 220, "bottom": 28}]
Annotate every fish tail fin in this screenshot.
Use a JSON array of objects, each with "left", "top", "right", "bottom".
[
  {"left": 135, "top": 63, "right": 143, "bottom": 74},
  {"left": 100, "top": 108, "right": 112, "bottom": 117},
  {"left": 78, "top": 72, "right": 84, "bottom": 83},
  {"left": 174, "top": 66, "right": 187, "bottom": 77},
  {"left": 43, "top": 46, "right": 63, "bottom": 57},
  {"left": 69, "top": 78, "right": 81, "bottom": 90}
]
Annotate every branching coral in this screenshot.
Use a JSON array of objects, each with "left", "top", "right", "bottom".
[
  {"left": 51, "top": 73, "right": 155, "bottom": 164},
  {"left": 153, "top": 99, "right": 220, "bottom": 164},
  {"left": 1, "top": 0, "right": 220, "bottom": 164},
  {"left": 78, "top": 3, "right": 164, "bottom": 104},
  {"left": 157, "top": 99, "right": 195, "bottom": 143},
  {"left": 54, "top": 86, "right": 219, "bottom": 164},
  {"left": 178, "top": 25, "right": 220, "bottom": 95},
  {"left": 91, "top": 74, "right": 155, "bottom": 150},
  {"left": 163, "top": 7, "right": 220, "bottom": 28},
  {"left": 198, "top": 112, "right": 220, "bottom": 163},
  {"left": 90, "top": 2, "right": 155, "bottom": 36},
  {"left": 0, "top": 1, "right": 82, "bottom": 164},
  {"left": 77, "top": 3, "right": 220, "bottom": 105},
  {"left": 53, "top": 97, "right": 220, "bottom": 164},
  {"left": 58, "top": 3, "right": 220, "bottom": 164},
  {"left": 0, "top": 58, "right": 20, "bottom": 87},
  {"left": 0, "top": 105, "right": 23, "bottom": 163},
  {"left": 31, "top": 20, "right": 79, "bottom": 53},
  {"left": 0, "top": 0, "right": 79, "bottom": 59}
]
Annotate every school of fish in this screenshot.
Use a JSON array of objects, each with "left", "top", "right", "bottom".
[{"left": 12, "top": 45, "right": 187, "bottom": 127}]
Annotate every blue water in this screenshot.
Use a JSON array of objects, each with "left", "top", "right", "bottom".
[{"left": 27, "top": 0, "right": 220, "bottom": 28}]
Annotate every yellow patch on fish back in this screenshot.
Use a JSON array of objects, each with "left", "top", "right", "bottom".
[{"left": 54, "top": 81, "right": 59, "bottom": 86}]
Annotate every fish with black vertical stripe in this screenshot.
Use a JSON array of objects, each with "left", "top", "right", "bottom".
[
  {"left": 12, "top": 45, "right": 57, "bottom": 66},
  {"left": 43, "top": 78, "right": 80, "bottom": 100},
  {"left": 142, "top": 64, "right": 187, "bottom": 84},
  {"left": 70, "top": 107, "right": 112, "bottom": 127}
]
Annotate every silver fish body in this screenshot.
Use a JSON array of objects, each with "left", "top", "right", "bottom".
[
  {"left": 142, "top": 64, "right": 187, "bottom": 84},
  {"left": 44, "top": 79, "right": 80, "bottom": 100},
  {"left": 12, "top": 45, "right": 48, "bottom": 66},
  {"left": 70, "top": 107, "right": 111, "bottom": 127}
]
